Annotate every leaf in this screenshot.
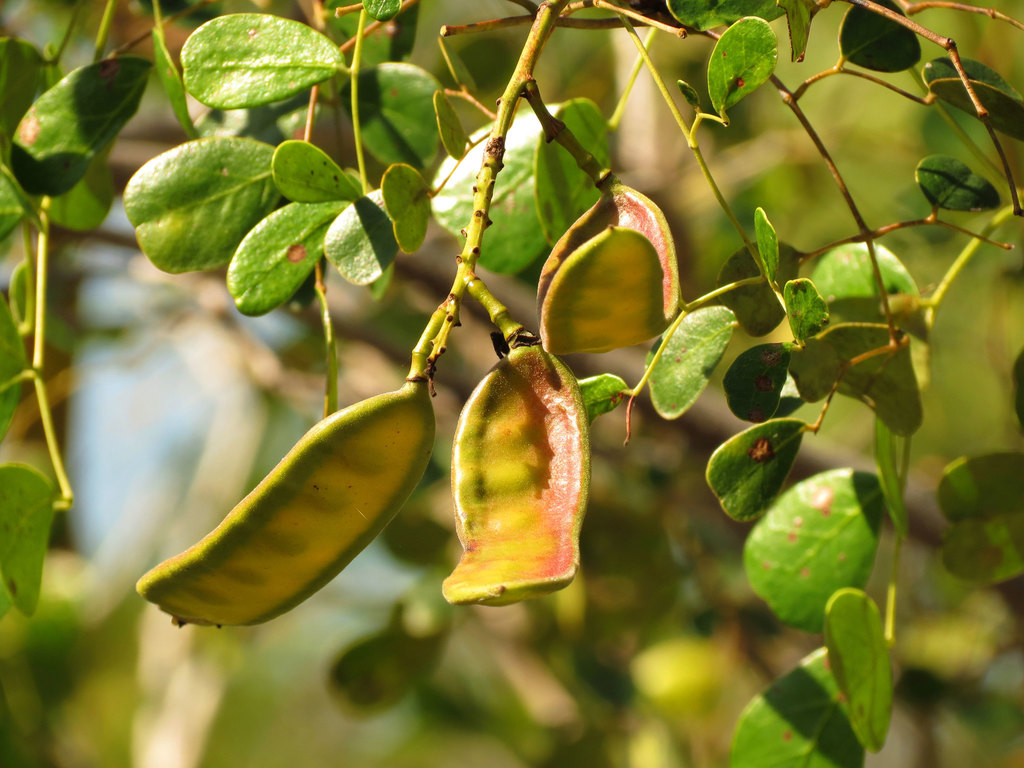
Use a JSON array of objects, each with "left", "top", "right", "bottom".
[
  {"left": 839, "top": 0, "right": 920, "bottom": 73},
  {"left": 777, "top": 0, "right": 821, "bottom": 62},
  {"left": 578, "top": 374, "right": 629, "bottom": 422},
  {"left": 181, "top": 13, "right": 343, "bottom": 109},
  {"left": 789, "top": 323, "right": 922, "bottom": 436},
  {"left": 434, "top": 90, "right": 467, "bottom": 159},
  {"left": 11, "top": 57, "right": 151, "bottom": 196},
  {"left": 272, "top": 139, "right": 362, "bottom": 203},
  {"left": 775, "top": 374, "right": 805, "bottom": 419},
  {"left": 648, "top": 306, "right": 736, "bottom": 420},
  {"left": 381, "top": 163, "right": 431, "bottom": 253},
  {"left": 915, "top": 155, "right": 999, "bottom": 211},
  {"left": 195, "top": 93, "right": 312, "bottom": 144},
  {"left": 824, "top": 588, "right": 893, "bottom": 752},
  {"left": 0, "top": 167, "right": 27, "bottom": 241},
  {"left": 924, "top": 57, "right": 1024, "bottom": 142},
  {"left": 48, "top": 151, "right": 114, "bottom": 231},
  {"left": 666, "top": 0, "right": 783, "bottom": 31},
  {"left": 433, "top": 110, "right": 547, "bottom": 274},
  {"left": 534, "top": 98, "right": 610, "bottom": 245},
  {"left": 329, "top": 2, "right": 420, "bottom": 67},
  {"left": 676, "top": 79, "right": 701, "bottom": 110},
  {"left": 723, "top": 342, "right": 792, "bottom": 423},
  {"left": 0, "top": 38, "right": 44, "bottom": 140},
  {"left": 341, "top": 63, "right": 440, "bottom": 169},
  {"left": 364, "top": 0, "right": 401, "bottom": 22},
  {"left": 0, "top": 464, "right": 55, "bottom": 616},
  {"left": 8, "top": 261, "right": 30, "bottom": 330},
  {"left": 706, "top": 418, "right": 805, "bottom": 522},
  {"left": 152, "top": 26, "right": 198, "bottom": 139},
  {"left": 731, "top": 648, "right": 863, "bottom": 768},
  {"left": 124, "top": 137, "right": 280, "bottom": 273},
  {"left": 227, "top": 200, "right": 348, "bottom": 316},
  {"left": 745, "top": 469, "right": 884, "bottom": 632},
  {"left": 1015, "top": 346, "right": 1024, "bottom": 432},
  {"left": 754, "top": 207, "right": 778, "bottom": 283},
  {"left": 784, "top": 277, "right": 830, "bottom": 342},
  {"left": 874, "top": 418, "right": 909, "bottom": 538},
  {"left": 325, "top": 190, "right": 399, "bottom": 285},
  {"left": 0, "top": 294, "right": 26, "bottom": 441},
  {"left": 718, "top": 244, "right": 799, "bottom": 336},
  {"left": 707, "top": 17, "right": 778, "bottom": 120}
]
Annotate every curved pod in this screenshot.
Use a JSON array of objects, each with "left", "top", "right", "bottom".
[
  {"left": 137, "top": 381, "right": 435, "bottom": 625},
  {"left": 444, "top": 346, "right": 590, "bottom": 605},
  {"left": 538, "top": 181, "right": 680, "bottom": 354}
]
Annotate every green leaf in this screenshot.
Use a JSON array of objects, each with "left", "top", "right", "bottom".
[
  {"left": 578, "top": 374, "right": 629, "bottom": 423},
  {"left": 839, "top": 0, "right": 920, "bottom": 73},
  {"left": 777, "top": 0, "right": 820, "bottom": 62},
  {"left": 382, "top": 163, "right": 431, "bottom": 254},
  {"left": 0, "top": 38, "right": 44, "bottom": 140},
  {"left": 707, "top": 17, "right": 778, "bottom": 120},
  {"left": 341, "top": 63, "right": 440, "bottom": 169},
  {"left": 364, "top": 0, "right": 401, "bottom": 22},
  {"left": 666, "top": 0, "right": 783, "bottom": 31},
  {"left": 535, "top": 98, "right": 610, "bottom": 245},
  {"left": 152, "top": 27, "right": 198, "bottom": 140},
  {"left": 775, "top": 374, "right": 805, "bottom": 419},
  {"left": 648, "top": 306, "right": 736, "bottom": 420},
  {"left": 873, "top": 418, "right": 909, "bottom": 538},
  {"left": 754, "top": 207, "right": 778, "bottom": 283},
  {"left": 824, "top": 588, "right": 893, "bottom": 752},
  {"left": 11, "top": 57, "right": 151, "bottom": 196},
  {"left": 434, "top": 90, "right": 467, "bottom": 159},
  {"left": 789, "top": 323, "right": 922, "bottom": 436},
  {"left": 272, "top": 140, "right": 362, "bottom": 203},
  {"left": 718, "top": 244, "right": 800, "bottom": 336},
  {"left": 227, "top": 200, "right": 347, "bottom": 316},
  {"left": 731, "top": 648, "right": 863, "bottom": 768},
  {"left": 1014, "top": 346, "right": 1024, "bottom": 432},
  {"left": 723, "top": 343, "right": 792, "bottom": 423},
  {"left": 125, "top": 137, "right": 280, "bottom": 273},
  {"left": 48, "top": 151, "right": 114, "bottom": 231},
  {"left": 706, "top": 418, "right": 805, "bottom": 522},
  {"left": 8, "top": 261, "right": 30, "bottom": 330},
  {"left": 924, "top": 57, "right": 1024, "bottom": 142},
  {"left": 325, "top": 190, "right": 399, "bottom": 285},
  {"left": 676, "top": 79, "right": 701, "bottom": 110},
  {"left": 745, "top": 469, "right": 884, "bottom": 632},
  {"left": 182, "top": 14, "right": 343, "bottom": 109},
  {"left": 0, "top": 464, "right": 55, "bottom": 616},
  {"left": 784, "top": 277, "right": 830, "bottom": 342},
  {"left": 0, "top": 166, "right": 26, "bottom": 241},
  {"left": 196, "top": 93, "right": 312, "bottom": 145},
  {"left": 915, "top": 155, "right": 999, "bottom": 211},
  {"left": 329, "top": 2, "right": 419, "bottom": 67},
  {"left": 433, "top": 110, "right": 547, "bottom": 274},
  {"left": 0, "top": 294, "right": 26, "bottom": 441}
]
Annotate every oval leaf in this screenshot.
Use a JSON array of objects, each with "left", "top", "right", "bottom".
[
  {"left": 915, "top": 154, "right": 999, "bottom": 211},
  {"left": 707, "top": 16, "right": 778, "bottom": 119},
  {"left": 182, "top": 13, "right": 343, "bottom": 109},
  {"left": 381, "top": 163, "right": 431, "bottom": 253},
  {"left": 0, "top": 38, "right": 44, "bottom": 140},
  {"left": 434, "top": 90, "right": 467, "bottom": 159},
  {"left": 325, "top": 190, "right": 399, "bottom": 285},
  {"left": 718, "top": 244, "right": 800, "bottom": 336},
  {"left": 578, "top": 373, "right": 628, "bottom": 422},
  {"left": 723, "top": 342, "right": 792, "bottom": 423},
  {"left": 152, "top": 27, "right": 198, "bottom": 139},
  {"left": 0, "top": 464, "right": 55, "bottom": 616},
  {"left": 666, "top": 0, "right": 783, "bottom": 31},
  {"left": 0, "top": 295, "right": 26, "bottom": 441},
  {"left": 784, "top": 277, "right": 830, "bottom": 342},
  {"left": 924, "top": 57, "right": 1024, "bottom": 142},
  {"left": 744, "top": 469, "right": 884, "bottom": 632},
  {"left": 754, "top": 207, "right": 779, "bottom": 283},
  {"left": 364, "top": 0, "right": 401, "bottom": 22},
  {"left": 839, "top": 0, "right": 920, "bottom": 73},
  {"left": 272, "top": 139, "right": 362, "bottom": 203},
  {"left": 48, "top": 152, "right": 114, "bottom": 231}
]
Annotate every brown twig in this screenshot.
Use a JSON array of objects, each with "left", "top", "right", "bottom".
[{"left": 898, "top": 0, "right": 1024, "bottom": 31}]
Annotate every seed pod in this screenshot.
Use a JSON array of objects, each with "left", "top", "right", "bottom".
[
  {"left": 538, "top": 181, "right": 680, "bottom": 354},
  {"left": 137, "top": 381, "right": 435, "bottom": 626},
  {"left": 443, "top": 345, "right": 590, "bottom": 606}
]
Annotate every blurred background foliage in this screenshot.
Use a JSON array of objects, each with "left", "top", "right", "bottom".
[{"left": 1, "top": 1, "right": 1023, "bottom": 766}]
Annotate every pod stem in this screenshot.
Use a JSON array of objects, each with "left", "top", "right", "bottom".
[{"left": 350, "top": 9, "right": 371, "bottom": 195}]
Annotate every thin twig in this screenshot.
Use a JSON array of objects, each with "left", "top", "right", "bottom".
[{"left": 899, "top": 0, "right": 1024, "bottom": 32}]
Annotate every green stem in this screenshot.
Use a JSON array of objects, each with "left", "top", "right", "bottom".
[
  {"left": 350, "top": 9, "right": 371, "bottom": 194},
  {"left": 464, "top": 277, "right": 524, "bottom": 340},
  {"left": 314, "top": 263, "right": 338, "bottom": 417},
  {"left": 93, "top": 0, "right": 118, "bottom": 62},
  {"left": 17, "top": 225, "right": 36, "bottom": 337},
  {"left": 607, "top": 26, "right": 653, "bottom": 132},
  {"left": 885, "top": 536, "right": 902, "bottom": 646}
]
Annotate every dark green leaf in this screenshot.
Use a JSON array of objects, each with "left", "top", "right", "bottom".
[
  {"left": 648, "top": 306, "right": 736, "bottom": 419},
  {"left": 942, "top": 516, "right": 1024, "bottom": 584},
  {"left": 195, "top": 93, "right": 312, "bottom": 144},
  {"left": 731, "top": 648, "right": 863, "bottom": 768},
  {"left": 152, "top": 27, "right": 198, "bottom": 139},
  {"left": 434, "top": 90, "right": 468, "bottom": 159},
  {"left": 723, "top": 343, "right": 792, "bottom": 423},
  {"left": 778, "top": 0, "right": 820, "bottom": 62},
  {"left": 1015, "top": 346, "right": 1024, "bottom": 432},
  {"left": 272, "top": 139, "right": 361, "bottom": 203},
  {"left": 754, "top": 207, "right": 778, "bottom": 284},
  {"left": 706, "top": 418, "right": 805, "bottom": 522},
  {"left": 0, "top": 464, "right": 55, "bottom": 616},
  {"left": 11, "top": 57, "right": 151, "bottom": 196},
  {"left": 924, "top": 57, "right": 1024, "bottom": 142},
  {"left": 8, "top": 261, "right": 30, "bottom": 330},
  {"left": 676, "top": 79, "right": 701, "bottom": 110},
  {"left": 745, "top": 469, "right": 884, "bottom": 632},
  {"left": 824, "top": 588, "right": 893, "bottom": 752},
  {"left": 0, "top": 166, "right": 26, "bottom": 240},
  {"left": 874, "top": 419, "right": 909, "bottom": 538},
  {"left": 784, "top": 277, "right": 830, "bottom": 342},
  {"left": 125, "top": 138, "right": 280, "bottom": 273},
  {"left": 325, "top": 190, "right": 398, "bottom": 285},
  {"left": 382, "top": 163, "right": 431, "bottom": 253},
  {"left": 227, "top": 200, "right": 347, "bottom": 316},
  {"left": 718, "top": 244, "right": 799, "bottom": 336},
  {"left": 0, "top": 294, "right": 26, "bottom": 441},
  {"left": 666, "top": 0, "right": 783, "bottom": 31},
  {"left": 329, "top": 3, "right": 420, "bottom": 67},
  {"left": 915, "top": 155, "right": 999, "bottom": 211},
  {"left": 0, "top": 38, "right": 44, "bottom": 140},
  {"left": 364, "top": 0, "right": 401, "bottom": 22},
  {"left": 535, "top": 98, "right": 610, "bottom": 245},
  {"left": 707, "top": 17, "right": 778, "bottom": 119},
  {"left": 182, "top": 14, "right": 343, "bottom": 109},
  {"left": 579, "top": 374, "right": 629, "bottom": 423},
  {"left": 341, "top": 63, "right": 440, "bottom": 169},
  {"left": 48, "top": 152, "right": 114, "bottom": 231},
  {"left": 839, "top": 0, "right": 920, "bottom": 73}
]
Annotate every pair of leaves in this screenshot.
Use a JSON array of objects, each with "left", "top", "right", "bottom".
[{"left": 925, "top": 57, "right": 1024, "bottom": 142}]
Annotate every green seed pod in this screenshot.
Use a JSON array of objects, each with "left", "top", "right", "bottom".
[
  {"left": 538, "top": 181, "right": 680, "bottom": 354},
  {"left": 137, "top": 381, "right": 435, "bottom": 626},
  {"left": 443, "top": 345, "right": 590, "bottom": 606}
]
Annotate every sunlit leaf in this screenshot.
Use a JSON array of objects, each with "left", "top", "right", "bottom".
[
  {"left": 578, "top": 374, "right": 629, "bottom": 422},
  {"left": 382, "top": 163, "right": 431, "bottom": 253},
  {"left": 723, "top": 342, "right": 792, "bottom": 423},
  {"left": 707, "top": 17, "right": 778, "bottom": 119},
  {"left": 666, "top": 0, "right": 783, "bottom": 31},
  {"left": 778, "top": 0, "right": 820, "bottom": 62},
  {"left": 272, "top": 139, "right": 362, "bottom": 203},
  {"left": 325, "top": 190, "right": 398, "bottom": 285},
  {"left": 364, "top": 0, "right": 401, "bottom": 22},
  {"left": 839, "top": 0, "right": 920, "bottom": 73},
  {"left": 434, "top": 90, "right": 467, "bottom": 159},
  {"left": 915, "top": 155, "right": 999, "bottom": 211},
  {"left": 152, "top": 26, "right": 198, "bottom": 139},
  {"left": 754, "top": 207, "right": 778, "bottom": 283},
  {"left": 0, "top": 464, "right": 55, "bottom": 616},
  {"left": 784, "top": 278, "right": 829, "bottom": 342}
]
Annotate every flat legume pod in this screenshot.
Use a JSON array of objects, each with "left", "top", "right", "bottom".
[
  {"left": 137, "top": 381, "right": 435, "bottom": 625},
  {"left": 443, "top": 345, "right": 590, "bottom": 605}
]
